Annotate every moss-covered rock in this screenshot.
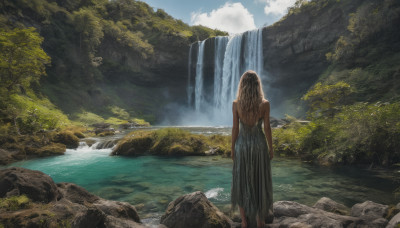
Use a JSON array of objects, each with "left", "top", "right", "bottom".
[
  {"left": 73, "top": 131, "right": 85, "bottom": 139},
  {"left": 111, "top": 128, "right": 231, "bottom": 157},
  {"left": 52, "top": 131, "right": 80, "bottom": 149}
]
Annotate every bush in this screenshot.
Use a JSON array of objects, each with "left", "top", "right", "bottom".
[{"left": 275, "top": 102, "right": 400, "bottom": 166}]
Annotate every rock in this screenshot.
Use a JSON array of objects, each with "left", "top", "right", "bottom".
[
  {"left": 270, "top": 117, "right": 286, "bottom": 128},
  {"left": 96, "top": 139, "right": 119, "bottom": 149},
  {"left": 273, "top": 201, "right": 361, "bottom": 227},
  {"left": 351, "top": 201, "right": 389, "bottom": 220},
  {"left": 92, "top": 123, "right": 111, "bottom": 129},
  {"left": 0, "top": 148, "right": 15, "bottom": 165},
  {"left": 0, "top": 167, "right": 60, "bottom": 203},
  {"left": 160, "top": 191, "right": 232, "bottom": 228},
  {"left": 387, "top": 212, "right": 400, "bottom": 228},
  {"left": 52, "top": 131, "right": 80, "bottom": 149},
  {"left": 94, "top": 199, "right": 141, "bottom": 223},
  {"left": 104, "top": 216, "right": 148, "bottom": 228},
  {"left": 71, "top": 207, "right": 106, "bottom": 228},
  {"left": 313, "top": 197, "right": 350, "bottom": 215},
  {"left": 57, "top": 182, "right": 100, "bottom": 204},
  {"left": 0, "top": 168, "right": 144, "bottom": 228}
]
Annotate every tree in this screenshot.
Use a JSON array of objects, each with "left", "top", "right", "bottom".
[
  {"left": 72, "top": 8, "right": 104, "bottom": 59},
  {"left": 0, "top": 27, "right": 51, "bottom": 94}
]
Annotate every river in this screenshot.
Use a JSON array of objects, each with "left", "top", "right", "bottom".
[{"left": 4, "top": 126, "right": 398, "bottom": 225}]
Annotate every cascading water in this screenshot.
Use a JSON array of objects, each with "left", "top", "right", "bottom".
[
  {"left": 194, "top": 40, "right": 206, "bottom": 111},
  {"left": 187, "top": 28, "right": 265, "bottom": 125}
]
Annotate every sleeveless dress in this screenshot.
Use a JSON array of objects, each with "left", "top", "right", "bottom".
[{"left": 231, "top": 118, "right": 273, "bottom": 222}]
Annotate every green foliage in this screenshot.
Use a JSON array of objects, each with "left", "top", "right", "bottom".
[
  {"left": 0, "top": 195, "right": 31, "bottom": 211},
  {"left": 108, "top": 106, "right": 130, "bottom": 119},
  {"left": 272, "top": 117, "right": 311, "bottom": 156},
  {"left": 72, "top": 8, "right": 103, "bottom": 59},
  {"left": 73, "top": 111, "right": 105, "bottom": 125},
  {"left": 102, "top": 20, "right": 153, "bottom": 58},
  {"left": 275, "top": 102, "right": 400, "bottom": 166},
  {"left": 302, "top": 81, "right": 351, "bottom": 118},
  {"left": 0, "top": 27, "right": 50, "bottom": 94},
  {"left": 10, "top": 93, "right": 69, "bottom": 133}
]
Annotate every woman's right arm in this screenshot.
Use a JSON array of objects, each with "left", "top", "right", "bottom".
[
  {"left": 231, "top": 101, "right": 239, "bottom": 160},
  {"left": 263, "top": 101, "right": 274, "bottom": 160}
]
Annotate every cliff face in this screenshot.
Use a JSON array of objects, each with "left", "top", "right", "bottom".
[{"left": 261, "top": 0, "right": 363, "bottom": 114}]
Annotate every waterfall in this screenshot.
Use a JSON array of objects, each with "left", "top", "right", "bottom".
[
  {"left": 187, "top": 28, "right": 265, "bottom": 125},
  {"left": 213, "top": 36, "right": 229, "bottom": 109},
  {"left": 187, "top": 44, "right": 193, "bottom": 107},
  {"left": 194, "top": 40, "right": 206, "bottom": 111}
]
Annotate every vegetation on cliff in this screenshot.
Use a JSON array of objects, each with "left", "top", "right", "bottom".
[
  {"left": 272, "top": 0, "right": 400, "bottom": 166},
  {"left": 0, "top": 0, "right": 227, "bottom": 122}
]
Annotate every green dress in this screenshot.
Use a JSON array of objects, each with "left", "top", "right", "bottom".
[{"left": 231, "top": 118, "right": 273, "bottom": 222}]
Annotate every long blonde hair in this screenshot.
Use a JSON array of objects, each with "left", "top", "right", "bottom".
[{"left": 236, "top": 70, "right": 265, "bottom": 123}]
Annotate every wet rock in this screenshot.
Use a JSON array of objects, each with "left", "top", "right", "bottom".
[
  {"left": 313, "top": 197, "right": 350, "bottom": 215},
  {"left": 0, "top": 167, "right": 60, "bottom": 203},
  {"left": 96, "top": 139, "right": 119, "bottom": 149},
  {"left": 160, "top": 191, "right": 232, "bottom": 228}
]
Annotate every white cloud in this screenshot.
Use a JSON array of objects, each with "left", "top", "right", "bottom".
[
  {"left": 263, "top": 0, "right": 296, "bottom": 16},
  {"left": 190, "top": 2, "right": 256, "bottom": 35}
]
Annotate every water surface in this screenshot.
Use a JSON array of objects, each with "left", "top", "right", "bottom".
[{"left": 3, "top": 127, "right": 399, "bottom": 225}]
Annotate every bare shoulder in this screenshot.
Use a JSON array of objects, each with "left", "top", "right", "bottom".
[
  {"left": 232, "top": 100, "right": 238, "bottom": 110},
  {"left": 262, "top": 99, "right": 270, "bottom": 108}
]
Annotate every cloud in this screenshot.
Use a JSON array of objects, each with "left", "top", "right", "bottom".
[
  {"left": 263, "top": 0, "right": 296, "bottom": 16},
  {"left": 191, "top": 2, "right": 256, "bottom": 34}
]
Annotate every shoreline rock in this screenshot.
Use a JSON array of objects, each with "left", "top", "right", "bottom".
[{"left": 0, "top": 167, "right": 145, "bottom": 228}]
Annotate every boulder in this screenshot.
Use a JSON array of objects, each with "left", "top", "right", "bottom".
[
  {"left": 94, "top": 199, "right": 141, "bottom": 223},
  {"left": 57, "top": 182, "right": 100, "bottom": 204},
  {"left": 313, "top": 197, "right": 350, "bottom": 215},
  {"left": 160, "top": 191, "right": 232, "bottom": 228},
  {"left": 0, "top": 168, "right": 144, "bottom": 228},
  {"left": 0, "top": 167, "right": 60, "bottom": 203},
  {"left": 351, "top": 201, "right": 389, "bottom": 220},
  {"left": 387, "top": 212, "right": 400, "bottom": 228},
  {"left": 52, "top": 131, "right": 80, "bottom": 149},
  {"left": 71, "top": 207, "right": 106, "bottom": 228},
  {"left": 273, "top": 201, "right": 361, "bottom": 227}
]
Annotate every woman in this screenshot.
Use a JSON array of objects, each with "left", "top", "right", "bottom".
[{"left": 231, "top": 70, "right": 274, "bottom": 228}]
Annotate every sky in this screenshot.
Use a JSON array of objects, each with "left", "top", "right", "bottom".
[{"left": 139, "top": 0, "right": 298, "bottom": 34}]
